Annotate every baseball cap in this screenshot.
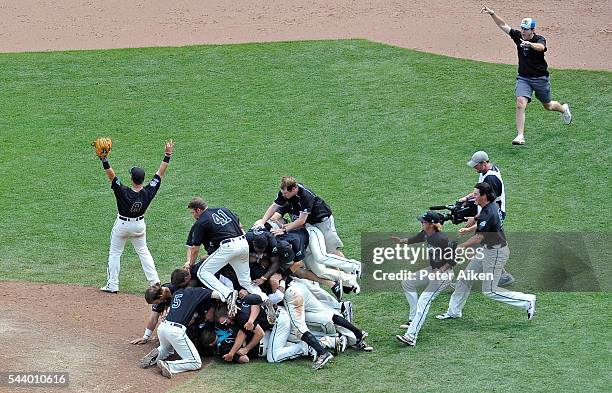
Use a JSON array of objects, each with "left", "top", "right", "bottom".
[
  {"left": 520, "top": 17, "right": 536, "bottom": 29},
  {"left": 129, "top": 166, "right": 145, "bottom": 184},
  {"left": 277, "top": 240, "right": 295, "bottom": 265},
  {"left": 417, "top": 211, "right": 444, "bottom": 224},
  {"left": 467, "top": 151, "right": 489, "bottom": 167}
]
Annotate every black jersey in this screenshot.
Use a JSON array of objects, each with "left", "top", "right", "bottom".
[
  {"left": 234, "top": 299, "right": 273, "bottom": 332},
  {"left": 151, "top": 283, "right": 177, "bottom": 313},
  {"left": 509, "top": 29, "right": 548, "bottom": 77},
  {"left": 406, "top": 231, "right": 455, "bottom": 269},
  {"left": 245, "top": 227, "right": 279, "bottom": 256},
  {"left": 111, "top": 174, "right": 161, "bottom": 218},
  {"left": 165, "top": 287, "right": 213, "bottom": 326},
  {"left": 274, "top": 184, "right": 332, "bottom": 224},
  {"left": 188, "top": 207, "right": 243, "bottom": 253},
  {"left": 476, "top": 202, "right": 507, "bottom": 248},
  {"left": 277, "top": 228, "right": 309, "bottom": 262}
]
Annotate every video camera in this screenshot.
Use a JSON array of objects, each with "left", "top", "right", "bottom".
[{"left": 429, "top": 200, "right": 478, "bottom": 225}]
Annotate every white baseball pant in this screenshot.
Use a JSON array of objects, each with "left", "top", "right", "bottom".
[
  {"left": 106, "top": 215, "right": 159, "bottom": 290},
  {"left": 266, "top": 307, "right": 309, "bottom": 363},
  {"left": 312, "top": 215, "right": 344, "bottom": 252},
  {"left": 305, "top": 224, "right": 360, "bottom": 274},
  {"left": 157, "top": 320, "right": 201, "bottom": 375},
  {"left": 197, "top": 237, "right": 267, "bottom": 301},
  {"left": 285, "top": 281, "right": 336, "bottom": 337},
  {"left": 446, "top": 246, "right": 534, "bottom": 317},
  {"left": 402, "top": 266, "right": 450, "bottom": 339}
]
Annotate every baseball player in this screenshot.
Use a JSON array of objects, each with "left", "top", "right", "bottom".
[
  {"left": 98, "top": 139, "right": 175, "bottom": 293},
  {"left": 436, "top": 183, "right": 536, "bottom": 321},
  {"left": 392, "top": 211, "right": 456, "bottom": 347},
  {"left": 184, "top": 197, "right": 268, "bottom": 317},
  {"left": 139, "top": 276, "right": 223, "bottom": 379},
  {"left": 461, "top": 150, "right": 514, "bottom": 286},
  {"left": 481, "top": 5, "right": 572, "bottom": 145},
  {"left": 255, "top": 177, "right": 358, "bottom": 268}
]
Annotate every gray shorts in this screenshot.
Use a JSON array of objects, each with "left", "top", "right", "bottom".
[{"left": 515, "top": 76, "right": 551, "bottom": 103}]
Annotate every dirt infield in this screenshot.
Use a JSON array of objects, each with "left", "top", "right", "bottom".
[
  {"left": 0, "top": 281, "right": 195, "bottom": 393},
  {"left": 1, "top": 0, "right": 610, "bottom": 70}
]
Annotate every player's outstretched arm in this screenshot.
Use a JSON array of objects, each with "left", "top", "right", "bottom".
[
  {"left": 481, "top": 5, "right": 511, "bottom": 34},
  {"left": 156, "top": 139, "right": 175, "bottom": 178},
  {"left": 254, "top": 203, "right": 281, "bottom": 228},
  {"left": 130, "top": 310, "right": 161, "bottom": 344}
]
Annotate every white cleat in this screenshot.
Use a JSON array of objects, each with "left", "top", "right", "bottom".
[
  {"left": 562, "top": 103, "right": 572, "bottom": 124},
  {"left": 435, "top": 312, "right": 461, "bottom": 320},
  {"left": 527, "top": 296, "right": 537, "bottom": 320}
]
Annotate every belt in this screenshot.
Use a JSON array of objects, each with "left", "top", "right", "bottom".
[
  {"left": 485, "top": 243, "right": 507, "bottom": 249},
  {"left": 118, "top": 215, "right": 144, "bottom": 222},
  {"left": 220, "top": 235, "right": 246, "bottom": 245},
  {"left": 164, "top": 320, "right": 186, "bottom": 330}
]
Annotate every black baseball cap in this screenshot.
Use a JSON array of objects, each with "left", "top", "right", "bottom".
[
  {"left": 129, "top": 166, "right": 145, "bottom": 185},
  {"left": 417, "top": 211, "right": 443, "bottom": 224},
  {"left": 277, "top": 241, "right": 295, "bottom": 265}
]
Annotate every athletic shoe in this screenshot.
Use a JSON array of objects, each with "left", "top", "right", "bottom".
[
  {"left": 396, "top": 334, "right": 416, "bottom": 346},
  {"left": 435, "top": 312, "right": 461, "bottom": 320},
  {"left": 351, "top": 260, "right": 362, "bottom": 279},
  {"left": 158, "top": 360, "right": 172, "bottom": 379},
  {"left": 562, "top": 103, "right": 572, "bottom": 124},
  {"left": 331, "top": 281, "right": 343, "bottom": 302},
  {"left": 354, "top": 331, "right": 373, "bottom": 352},
  {"left": 342, "top": 283, "right": 361, "bottom": 295},
  {"left": 334, "top": 335, "right": 348, "bottom": 355},
  {"left": 527, "top": 296, "right": 537, "bottom": 320},
  {"left": 341, "top": 301, "right": 353, "bottom": 324},
  {"left": 313, "top": 352, "right": 333, "bottom": 370},
  {"left": 307, "top": 346, "right": 318, "bottom": 361},
  {"left": 498, "top": 272, "right": 516, "bottom": 287},
  {"left": 139, "top": 347, "right": 159, "bottom": 369},
  {"left": 100, "top": 285, "right": 118, "bottom": 294},
  {"left": 512, "top": 135, "right": 525, "bottom": 145},
  {"left": 226, "top": 290, "right": 239, "bottom": 318},
  {"left": 399, "top": 320, "right": 412, "bottom": 329},
  {"left": 261, "top": 298, "right": 277, "bottom": 325}
]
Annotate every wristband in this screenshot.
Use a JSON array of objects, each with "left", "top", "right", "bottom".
[
  {"left": 143, "top": 328, "right": 153, "bottom": 339},
  {"left": 163, "top": 155, "right": 171, "bottom": 163},
  {"left": 101, "top": 158, "right": 110, "bottom": 170}
]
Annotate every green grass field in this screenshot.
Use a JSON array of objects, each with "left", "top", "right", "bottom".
[{"left": 0, "top": 40, "right": 610, "bottom": 392}]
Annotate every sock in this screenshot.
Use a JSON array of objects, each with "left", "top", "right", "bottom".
[
  {"left": 332, "top": 314, "right": 363, "bottom": 340},
  {"left": 301, "top": 331, "right": 325, "bottom": 356}
]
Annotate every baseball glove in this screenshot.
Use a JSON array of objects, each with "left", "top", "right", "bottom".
[{"left": 92, "top": 137, "right": 112, "bottom": 159}]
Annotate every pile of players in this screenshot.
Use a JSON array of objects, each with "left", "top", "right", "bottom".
[{"left": 134, "top": 176, "right": 370, "bottom": 378}]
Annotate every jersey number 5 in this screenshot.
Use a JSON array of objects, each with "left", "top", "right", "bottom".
[{"left": 172, "top": 294, "right": 183, "bottom": 309}]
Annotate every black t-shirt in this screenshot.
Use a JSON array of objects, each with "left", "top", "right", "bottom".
[
  {"left": 187, "top": 207, "right": 243, "bottom": 253},
  {"left": 273, "top": 184, "right": 332, "bottom": 224},
  {"left": 214, "top": 324, "right": 239, "bottom": 356},
  {"left": 111, "top": 174, "right": 161, "bottom": 218},
  {"left": 165, "top": 287, "right": 213, "bottom": 326},
  {"left": 476, "top": 202, "right": 507, "bottom": 247},
  {"left": 151, "top": 283, "right": 177, "bottom": 313},
  {"left": 406, "top": 230, "right": 455, "bottom": 269},
  {"left": 509, "top": 29, "right": 548, "bottom": 77}
]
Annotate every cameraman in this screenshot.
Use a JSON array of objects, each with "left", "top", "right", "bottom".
[
  {"left": 391, "top": 211, "right": 456, "bottom": 347},
  {"left": 436, "top": 182, "right": 536, "bottom": 321},
  {"left": 459, "top": 150, "right": 514, "bottom": 286}
]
